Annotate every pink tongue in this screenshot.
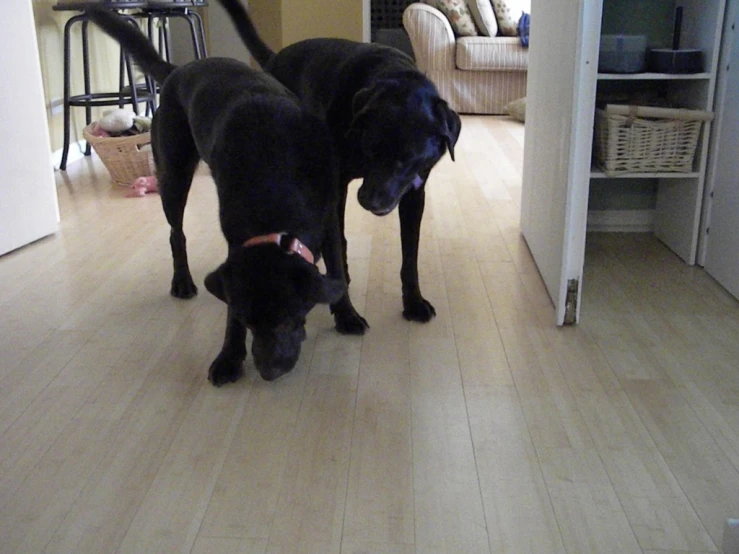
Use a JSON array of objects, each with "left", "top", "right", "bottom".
[{"left": 412, "top": 175, "right": 423, "bottom": 189}]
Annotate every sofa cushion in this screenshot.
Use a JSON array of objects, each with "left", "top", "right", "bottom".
[
  {"left": 456, "top": 37, "right": 528, "bottom": 70},
  {"left": 434, "top": 0, "right": 478, "bottom": 36},
  {"left": 491, "top": 0, "right": 531, "bottom": 36},
  {"left": 466, "top": 0, "right": 498, "bottom": 37}
]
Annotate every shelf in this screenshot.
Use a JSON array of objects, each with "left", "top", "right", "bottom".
[
  {"left": 591, "top": 168, "right": 701, "bottom": 179},
  {"left": 598, "top": 72, "right": 711, "bottom": 81}
]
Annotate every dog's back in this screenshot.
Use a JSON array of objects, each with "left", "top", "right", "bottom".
[
  {"left": 157, "top": 58, "right": 298, "bottom": 167},
  {"left": 264, "top": 39, "right": 418, "bottom": 118}
]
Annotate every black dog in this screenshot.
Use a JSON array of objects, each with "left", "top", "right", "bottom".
[
  {"left": 87, "top": 9, "right": 348, "bottom": 384},
  {"left": 216, "top": 0, "right": 462, "bottom": 328}
]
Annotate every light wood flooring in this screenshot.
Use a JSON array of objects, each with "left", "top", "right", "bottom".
[{"left": 1, "top": 115, "right": 738, "bottom": 554}]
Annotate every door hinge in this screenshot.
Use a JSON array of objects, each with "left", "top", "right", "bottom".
[{"left": 564, "top": 279, "right": 579, "bottom": 325}]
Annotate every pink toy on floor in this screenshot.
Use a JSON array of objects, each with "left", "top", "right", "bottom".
[{"left": 126, "top": 176, "right": 158, "bottom": 197}]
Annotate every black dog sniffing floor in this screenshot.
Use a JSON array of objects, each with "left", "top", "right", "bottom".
[
  {"left": 87, "top": 8, "right": 359, "bottom": 384},
  {"left": 216, "top": 0, "right": 462, "bottom": 329}
]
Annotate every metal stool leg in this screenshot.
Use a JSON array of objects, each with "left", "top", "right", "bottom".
[
  {"left": 174, "top": 10, "right": 207, "bottom": 59},
  {"left": 60, "top": 15, "right": 79, "bottom": 171},
  {"left": 191, "top": 10, "right": 208, "bottom": 58},
  {"left": 81, "top": 18, "right": 93, "bottom": 156},
  {"left": 160, "top": 16, "right": 171, "bottom": 61},
  {"left": 122, "top": 15, "right": 157, "bottom": 116},
  {"left": 118, "top": 42, "right": 126, "bottom": 108},
  {"left": 124, "top": 53, "right": 141, "bottom": 115}
]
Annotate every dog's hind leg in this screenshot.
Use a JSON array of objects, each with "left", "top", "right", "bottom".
[
  {"left": 399, "top": 181, "right": 436, "bottom": 322},
  {"left": 154, "top": 107, "right": 201, "bottom": 299}
]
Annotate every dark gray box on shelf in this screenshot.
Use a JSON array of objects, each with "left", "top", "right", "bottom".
[{"left": 599, "top": 34, "right": 647, "bottom": 73}]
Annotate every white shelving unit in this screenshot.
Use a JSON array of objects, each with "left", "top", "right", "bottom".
[
  {"left": 520, "top": 0, "right": 729, "bottom": 323},
  {"left": 592, "top": 0, "right": 727, "bottom": 264}
]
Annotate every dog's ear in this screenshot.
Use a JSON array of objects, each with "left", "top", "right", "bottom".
[
  {"left": 348, "top": 84, "right": 390, "bottom": 133},
  {"left": 434, "top": 98, "right": 462, "bottom": 162},
  {"left": 204, "top": 263, "right": 230, "bottom": 303},
  {"left": 293, "top": 265, "right": 346, "bottom": 304}
]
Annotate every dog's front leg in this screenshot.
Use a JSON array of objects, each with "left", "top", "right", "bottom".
[
  {"left": 399, "top": 184, "right": 436, "bottom": 322},
  {"left": 208, "top": 306, "right": 247, "bottom": 386},
  {"left": 323, "top": 209, "right": 369, "bottom": 334}
]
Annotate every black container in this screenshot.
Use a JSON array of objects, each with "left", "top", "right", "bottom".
[
  {"left": 647, "top": 48, "right": 703, "bottom": 73},
  {"left": 648, "top": 6, "right": 704, "bottom": 74}
]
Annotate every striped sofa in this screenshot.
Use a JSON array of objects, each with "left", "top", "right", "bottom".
[{"left": 403, "top": 2, "right": 528, "bottom": 114}]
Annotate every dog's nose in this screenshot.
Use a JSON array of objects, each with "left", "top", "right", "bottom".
[
  {"left": 357, "top": 185, "right": 394, "bottom": 216},
  {"left": 256, "top": 358, "right": 296, "bottom": 381},
  {"left": 258, "top": 367, "right": 285, "bottom": 381}
]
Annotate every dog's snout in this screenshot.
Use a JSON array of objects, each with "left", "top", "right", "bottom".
[
  {"left": 254, "top": 352, "right": 299, "bottom": 381},
  {"left": 357, "top": 184, "right": 396, "bottom": 216},
  {"left": 251, "top": 328, "right": 305, "bottom": 381}
]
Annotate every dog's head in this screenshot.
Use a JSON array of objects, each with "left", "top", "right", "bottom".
[
  {"left": 205, "top": 244, "right": 344, "bottom": 381},
  {"left": 348, "top": 79, "right": 462, "bottom": 215}
]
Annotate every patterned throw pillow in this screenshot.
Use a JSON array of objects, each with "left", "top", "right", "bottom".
[
  {"left": 435, "top": 0, "right": 479, "bottom": 36},
  {"left": 466, "top": 0, "right": 498, "bottom": 37},
  {"left": 491, "top": 0, "right": 531, "bottom": 36}
]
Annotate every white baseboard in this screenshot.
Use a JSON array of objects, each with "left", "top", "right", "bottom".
[
  {"left": 587, "top": 209, "right": 655, "bottom": 233},
  {"left": 52, "top": 140, "right": 88, "bottom": 172}
]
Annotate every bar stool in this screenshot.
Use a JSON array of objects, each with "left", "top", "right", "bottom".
[
  {"left": 53, "top": 1, "right": 209, "bottom": 171},
  {"left": 142, "top": 1, "right": 208, "bottom": 62},
  {"left": 54, "top": 1, "right": 157, "bottom": 170}
]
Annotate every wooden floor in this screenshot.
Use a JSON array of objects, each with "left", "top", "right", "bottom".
[{"left": 1, "top": 115, "right": 738, "bottom": 554}]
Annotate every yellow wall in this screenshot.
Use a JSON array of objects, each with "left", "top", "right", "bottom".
[
  {"left": 249, "top": 0, "right": 363, "bottom": 48},
  {"left": 250, "top": 0, "right": 283, "bottom": 51},
  {"left": 282, "top": 0, "right": 363, "bottom": 45}
]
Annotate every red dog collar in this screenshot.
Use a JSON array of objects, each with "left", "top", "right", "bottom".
[{"left": 243, "top": 232, "right": 315, "bottom": 265}]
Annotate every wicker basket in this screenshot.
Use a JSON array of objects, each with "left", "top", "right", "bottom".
[
  {"left": 83, "top": 123, "right": 155, "bottom": 186},
  {"left": 594, "top": 104, "right": 713, "bottom": 175}
]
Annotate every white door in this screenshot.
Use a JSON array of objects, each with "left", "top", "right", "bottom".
[
  {"left": 0, "top": 0, "right": 59, "bottom": 257},
  {"left": 520, "top": 0, "right": 601, "bottom": 325},
  {"left": 704, "top": 1, "right": 739, "bottom": 300}
]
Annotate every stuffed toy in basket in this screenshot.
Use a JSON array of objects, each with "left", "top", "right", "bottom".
[{"left": 83, "top": 109, "right": 157, "bottom": 195}]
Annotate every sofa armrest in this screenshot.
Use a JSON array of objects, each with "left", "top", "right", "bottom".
[{"left": 403, "top": 3, "right": 455, "bottom": 71}]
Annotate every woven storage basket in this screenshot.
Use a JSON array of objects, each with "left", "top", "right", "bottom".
[
  {"left": 83, "top": 123, "right": 155, "bottom": 186},
  {"left": 594, "top": 104, "right": 713, "bottom": 175}
]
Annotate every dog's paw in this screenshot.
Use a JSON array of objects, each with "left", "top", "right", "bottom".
[
  {"left": 170, "top": 275, "right": 198, "bottom": 299},
  {"left": 334, "top": 309, "right": 370, "bottom": 335},
  {"left": 402, "top": 297, "right": 436, "bottom": 323},
  {"left": 208, "top": 353, "right": 245, "bottom": 386}
]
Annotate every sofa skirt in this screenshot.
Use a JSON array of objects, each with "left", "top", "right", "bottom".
[{"left": 427, "top": 69, "right": 527, "bottom": 115}]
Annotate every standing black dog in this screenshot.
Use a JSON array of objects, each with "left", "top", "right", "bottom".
[
  {"left": 87, "top": 9, "right": 352, "bottom": 384},
  {"left": 216, "top": 0, "right": 462, "bottom": 328}
]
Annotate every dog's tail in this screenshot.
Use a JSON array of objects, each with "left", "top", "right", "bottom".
[
  {"left": 214, "top": 0, "right": 276, "bottom": 69},
  {"left": 86, "top": 8, "right": 176, "bottom": 84}
]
